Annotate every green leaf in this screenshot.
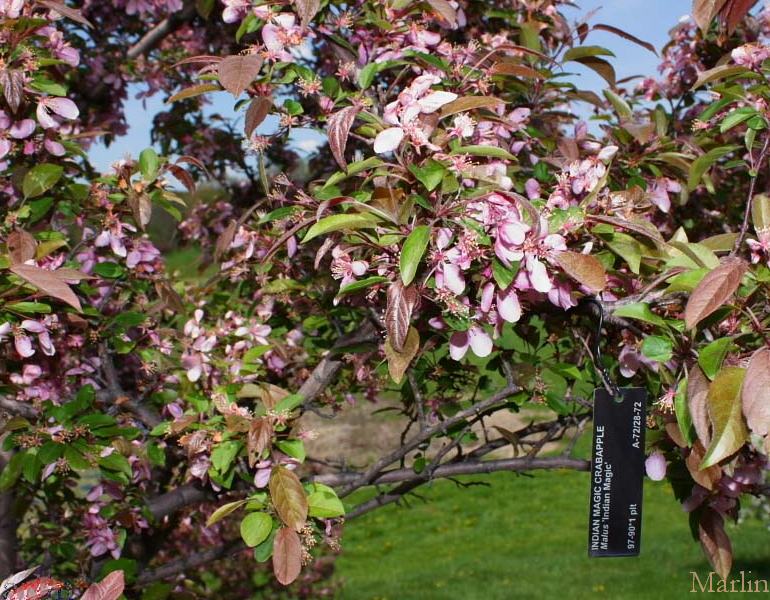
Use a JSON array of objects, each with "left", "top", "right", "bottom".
[
  {"left": 240, "top": 512, "right": 273, "bottom": 547},
  {"left": 254, "top": 528, "right": 277, "bottom": 562},
  {"left": 307, "top": 483, "right": 345, "bottom": 518},
  {"left": 450, "top": 145, "right": 516, "bottom": 160},
  {"left": 210, "top": 441, "right": 242, "bottom": 473},
  {"left": 275, "top": 439, "right": 306, "bottom": 462},
  {"left": 323, "top": 156, "right": 384, "bottom": 189},
  {"left": 22, "top": 164, "right": 63, "bottom": 199},
  {"left": 206, "top": 499, "right": 248, "bottom": 526},
  {"left": 98, "top": 452, "right": 132, "bottom": 477},
  {"left": 273, "top": 393, "right": 303, "bottom": 413},
  {"left": 752, "top": 194, "right": 770, "bottom": 234},
  {"left": 602, "top": 232, "right": 643, "bottom": 273},
  {"left": 357, "top": 63, "right": 378, "bottom": 89},
  {"left": 93, "top": 262, "right": 125, "bottom": 278},
  {"left": 603, "top": 89, "right": 632, "bottom": 120},
  {"left": 701, "top": 367, "right": 748, "bottom": 469},
  {"left": 302, "top": 213, "right": 380, "bottom": 243},
  {"left": 641, "top": 336, "right": 673, "bottom": 362},
  {"left": 408, "top": 160, "right": 447, "bottom": 191},
  {"left": 720, "top": 107, "right": 758, "bottom": 133},
  {"left": 6, "top": 301, "right": 52, "bottom": 314},
  {"left": 675, "top": 376, "right": 696, "bottom": 446},
  {"left": 563, "top": 45, "right": 615, "bottom": 61},
  {"left": 0, "top": 452, "right": 24, "bottom": 491},
  {"left": 687, "top": 146, "right": 739, "bottom": 191},
  {"left": 400, "top": 226, "right": 431, "bottom": 286},
  {"left": 492, "top": 259, "right": 518, "bottom": 289},
  {"left": 612, "top": 302, "right": 666, "bottom": 327},
  {"left": 698, "top": 337, "right": 733, "bottom": 380},
  {"left": 139, "top": 148, "right": 160, "bottom": 181},
  {"left": 337, "top": 276, "right": 388, "bottom": 298},
  {"left": 283, "top": 99, "right": 303, "bottom": 116}
]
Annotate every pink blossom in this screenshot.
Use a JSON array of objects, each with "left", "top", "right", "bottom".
[
  {"left": 0, "top": 0, "right": 23, "bottom": 18},
  {"left": 254, "top": 460, "right": 272, "bottom": 488},
  {"left": 222, "top": 0, "right": 251, "bottom": 23},
  {"left": 262, "top": 13, "right": 304, "bottom": 62},
  {"left": 747, "top": 229, "right": 770, "bottom": 265},
  {"left": 449, "top": 326, "right": 493, "bottom": 360},
  {"left": 645, "top": 452, "right": 667, "bottom": 481},
  {"left": 330, "top": 246, "right": 368, "bottom": 290},
  {"left": 731, "top": 43, "right": 770, "bottom": 70},
  {"left": 374, "top": 74, "right": 457, "bottom": 153},
  {"left": 94, "top": 214, "right": 136, "bottom": 258},
  {"left": 648, "top": 177, "right": 681, "bottom": 213},
  {"left": 0, "top": 320, "right": 55, "bottom": 358},
  {"left": 36, "top": 97, "right": 79, "bottom": 129},
  {"left": 618, "top": 344, "right": 658, "bottom": 378}
]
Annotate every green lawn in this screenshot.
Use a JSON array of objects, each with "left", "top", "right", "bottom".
[{"left": 335, "top": 469, "right": 770, "bottom": 599}]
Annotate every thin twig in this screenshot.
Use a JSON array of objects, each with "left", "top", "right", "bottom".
[{"left": 732, "top": 133, "right": 770, "bottom": 256}]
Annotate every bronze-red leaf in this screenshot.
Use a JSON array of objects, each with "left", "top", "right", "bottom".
[
  {"left": 327, "top": 106, "right": 360, "bottom": 170},
  {"left": 273, "top": 527, "right": 302, "bottom": 585},
  {"left": 80, "top": 570, "right": 124, "bottom": 600},
  {"left": 684, "top": 257, "right": 747, "bottom": 329},
  {"left": 385, "top": 280, "right": 419, "bottom": 352},
  {"left": 245, "top": 96, "right": 273, "bottom": 139},
  {"left": 218, "top": 54, "right": 264, "bottom": 97}
]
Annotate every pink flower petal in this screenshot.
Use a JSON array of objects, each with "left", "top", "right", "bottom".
[
  {"left": 527, "top": 257, "right": 552, "bottom": 293},
  {"left": 497, "top": 288, "right": 522, "bottom": 323},
  {"left": 441, "top": 263, "right": 465, "bottom": 295},
  {"left": 417, "top": 91, "right": 458, "bottom": 114},
  {"left": 373, "top": 127, "right": 404, "bottom": 154},
  {"left": 645, "top": 452, "right": 667, "bottom": 481},
  {"left": 37, "top": 103, "right": 57, "bottom": 129},
  {"left": 47, "top": 97, "right": 79, "bottom": 120},
  {"left": 468, "top": 326, "right": 492, "bottom": 357},
  {"left": 10, "top": 119, "right": 35, "bottom": 139},
  {"left": 15, "top": 334, "right": 34, "bottom": 358},
  {"left": 449, "top": 331, "right": 469, "bottom": 361},
  {"left": 480, "top": 282, "right": 495, "bottom": 313}
]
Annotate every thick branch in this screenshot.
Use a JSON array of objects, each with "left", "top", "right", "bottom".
[
  {"left": 0, "top": 448, "right": 16, "bottom": 578},
  {"left": 136, "top": 540, "right": 246, "bottom": 585},
  {"left": 314, "top": 456, "right": 589, "bottom": 489},
  {"left": 298, "top": 320, "right": 379, "bottom": 405},
  {"left": 347, "top": 456, "right": 589, "bottom": 518},
  {"left": 126, "top": 1, "right": 198, "bottom": 60},
  {"left": 147, "top": 481, "right": 213, "bottom": 521},
  {"left": 98, "top": 343, "right": 161, "bottom": 429},
  {"left": 0, "top": 396, "right": 36, "bottom": 419}
]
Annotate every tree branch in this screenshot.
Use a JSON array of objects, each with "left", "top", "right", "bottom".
[
  {"left": 136, "top": 540, "right": 247, "bottom": 585},
  {"left": 298, "top": 320, "right": 379, "bottom": 406},
  {"left": 147, "top": 481, "right": 213, "bottom": 521},
  {"left": 0, "top": 447, "right": 16, "bottom": 578},
  {"left": 732, "top": 132, "right": 770, "bottom": 256},
  {"left": 136, "top": 456, "right": 588, "bottom": 584},
  {"left": 340, "top": 457, "right": 590, "bottom": 519},
  {"left": 337, "top": 383, "right": 520, "bottom": 497},
  {"left": 126, "top": 1, "right": 198, "bottom": 60},
  {"left": 145, "top": 321, "right": 379, "bottom": 522},
  {"left": 98, "top": 343, "right": 161, "bottom": 429}
]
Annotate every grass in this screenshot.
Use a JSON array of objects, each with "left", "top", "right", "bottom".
[{"left": 335, "top": 463, "right": 770, "bottom": 599}]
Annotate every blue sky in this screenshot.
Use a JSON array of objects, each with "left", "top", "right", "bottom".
[{"left": 87, "top": 1, "right": 690, "bottom": 172}]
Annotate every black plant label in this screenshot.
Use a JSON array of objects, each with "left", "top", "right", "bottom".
[{"left": 588, "top": 387, "right": 646, "bottom": 557}]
